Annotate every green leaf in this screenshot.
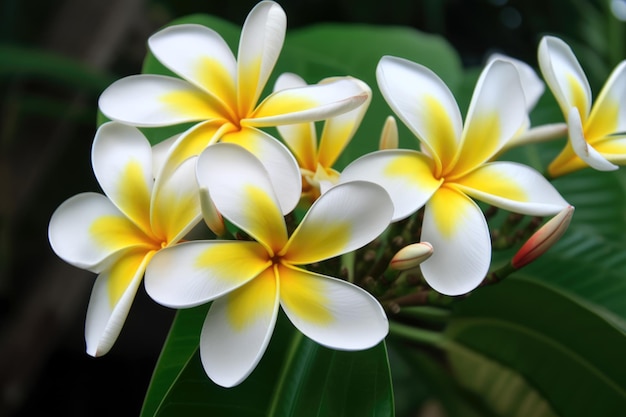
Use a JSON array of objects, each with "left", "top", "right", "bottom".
[
  {"left": 141, "top": 308, "right": 394, "bottom": 417},
  {"left": 445, "top": 277, "right": 626, "bottom": 417}
]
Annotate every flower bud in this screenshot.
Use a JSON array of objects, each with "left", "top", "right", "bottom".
[
  {"left": 390, "top": 242, "right": 433, "bottom": 271},
  {"left": 379, "top": 116, "right": 398, "bottom": 150},
  {"left": 512, "top": 205, "right": 574, "bottom": 269}
]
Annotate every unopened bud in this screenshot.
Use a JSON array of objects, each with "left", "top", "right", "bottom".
[
  {"left": 379, "top": 116, "right": 398, "bottom": 150},
  {"left": 512, "top": 205, "right": 574, "bottom": 269},
  {"left": 390, "top": 242, "right": 433, "bottom": 271},
  {"left": 200, "top": 187, "right": 225, "bottom": 236}
]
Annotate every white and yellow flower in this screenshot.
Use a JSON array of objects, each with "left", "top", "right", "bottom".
[
  {"left": 273, "top": 73, "right": 371, "bottom": 202},
  {"left": 339, "top": 56, "right": 569, "bottom": 296},
  {"left": 145, "top": 143, "right": 392, "bottom": 387},
  {"left": 98, "top": 0, "right": 369, "bottom": 193},
  {"left": 539, "top": 35, "right": 626, "bottom": 177},
  {"left": 48, "top": 122, "right": 201, "bottom": 356}
]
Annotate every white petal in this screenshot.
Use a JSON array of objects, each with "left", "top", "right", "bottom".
[
  {"left": 453, "top": 59, "right": 527, "bottom": 175},
  {"left": 487, "top": 53, "right": 545, "bottom": 111},
  {"left": 283, "top": 181, "right": 393, "bottom": 265},
  {"left": 317, "top": 77, "right": 372, "bottom": 168},
  {"left": 376, "top": 55, "right": 462, "bottom": 171},
  {"left": 145, "top": 241, "right": 269, "bottom": 308},
  {"left": 92, "top": 123, "right": 153, "bottom": 230},
  {"left": 196, "top": 143, "right": 289, "bottom": 250},
  {"left": 456, "top": 162, "right": 570, "bottom": 216},
  {"left": 148, "top": 24, "right": 237, "bottom": 108},
  {"left": 568, "top": 107, "right": 618, "bottom": 171},
  {"left": 200, "top": 268, "right": 279, "bottom": 387},
  {"left": 340, "top": 150, "right": 442, "bottom": 221},
  {"left": 48, "top": 193, "right": 147, "bottom": 272},
  {"left": 279, "top": 265, "right": 388, "bottom": 350},
  {"left": 248, "top": 78, "right": 369, "bottom": 127},
  {"left": 99, "top": 74, "right": 227, "bottom": 127},
  {"left": 420, "top": 188, "right": 491, "bottom": 296},
  {"left": 85, "top": 250, "right": 151, "bottom": 356},
  {"left": 237, "top": 1, "right": 286, "bottom": 116},
  {"left": 219, "top": 129, "right": 302, "bottom": 215},
  {"left": 151, "top": 135, "right": 179, "bottom": 179},
  {"left": 538, "top": 36, "right": 591, "bottom": 119},
  {"left": 587, "top": 61, "right": 626, "bottom": 136}
]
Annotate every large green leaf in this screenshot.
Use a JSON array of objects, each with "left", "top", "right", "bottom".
[
  {"left": 445, "top": 277, "right": 626, "bottom": 417},
  {"left": 141, "top": 307, "right": 394, "bottom": 417}
]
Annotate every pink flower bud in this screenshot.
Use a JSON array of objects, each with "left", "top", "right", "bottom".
[
  {"left": 390, "top": 242, "right": 433, "bottom": 271},
  {"left": 512, "top": 205, "right": 574, "bottom": 269}
]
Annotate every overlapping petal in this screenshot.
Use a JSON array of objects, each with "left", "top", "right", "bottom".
[
  {"left": 92, "top": 123, "right": 153, "bottom": 234},
  {"left": 48, "top": 193, "right": 153, "bottom": 273},
  {"left": 455, "top": 162, "right": 569, "bottom": 216},
  {"left": 567, "top": 107, "right": 618, "bottom": 172},
  {"left": 487, "top": 53, "right": 545, "bottom": 111},
  {"left": 420, "top": 187, "right": 491, "bottom": 296},
  {"left": 237, "top": 1, "right": 286, "bottom": 117},
  {"left": 148, "top": 24, "right": 237, "bottom": 108},
  {"left": 98, "top": 75, "right": 229, "bottom": 127},
  {"left": 220, "top": 129, "right": 302, "bottom": 213},
  {"left": 145, "top": 241, "right": 270, "bottom": 308},
  {"left": 279, "top": 265, "right": 388, "bottom": 350},
  {"left": 452, "top": 59, "right": 526, "bottom": 176},
  {"left": 196, "top": 143, "right": 289, "bottom": 252},
  {"left": 200, "top": 267, "right": 279, "bottom": 388},
  {"left": 150, "top": 157, "right": 202, "bottom": 242},
  {"left": 85, "top": 249, "right": 153, "bottom": 356},
  {"left": 538, "top": 36, "right": 591, "bottom": 119},
  {"left": 282, "top": 181, "right": 393, "bottom": 264},
  {"left": 340, "top": 150, "right": 442, "bottom": 221},
  {"left": 376, "top": 55, "right": 462, "bottom": 173},
  {"left": 248, "top": 78, "right": 369, "bottom": 127}
]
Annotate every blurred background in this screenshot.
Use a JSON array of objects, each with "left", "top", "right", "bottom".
[{"left": 0, "top": 0, "right": 624, "bottom": 416}]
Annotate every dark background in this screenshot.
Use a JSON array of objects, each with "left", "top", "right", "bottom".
[{"left": 0, "top": 0, "right": 623, "bottom": 416}]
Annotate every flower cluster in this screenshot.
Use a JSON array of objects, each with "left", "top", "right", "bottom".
[{"left": 48, "top": 0, "right": 625, "bottom": 388}]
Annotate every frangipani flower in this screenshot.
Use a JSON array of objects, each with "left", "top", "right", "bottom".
[
  {"left": 273, "top": 73, "right": 372, "bottom": 202},
  {"left": 48, "top": 122, "right": 201, "bottom": 356},
  {"left": 340, "top": 56, "right": 569, "bottom": 296},
  {"left": 145, "top": 143, "right": 392, "bottom": 387},
  {"left": 539, "top": 35, "right": 626, "bottom": 177},
  {"left": 98, "top": 0, "right": 369, "bottom": 191}
]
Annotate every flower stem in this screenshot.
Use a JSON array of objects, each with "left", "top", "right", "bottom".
[{"left": 389, "top": 321, "right": 446, "bottom": 348}]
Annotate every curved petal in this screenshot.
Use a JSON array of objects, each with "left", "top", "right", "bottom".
[
  {"left": 145, "top": 241, "right": 270, "bottom": 308},
  {"left": 237, "top": 0, "right": 286, "bottom": 116},
  {"left": 98, "top": 74, "right": 228, "bottom": 127},
  {"left": 420, "top": 187, "right": 491, "bottom": 296},
  {"left": 376, "top": 55, "right": 462, "bottom": 173},
  {"left": 282, "top": 181, "right": 393, "bottom": 264},
  {"left": 151, "top": 156, "right": 202, "bottom": 243},
  {"left": 586, "top": 61, "right": 626, "bottom": 141},
  {"left": 487, "top": 53, "right": 545, "bottom": 111},
  {"left": 248, "top": 78, "right": 369, "bottom": 127},
  {"left": 455, "top": 162, "right": 569, "bottom": 216},
  {"left": 595, "top": 134, "right": 626, "bottom": 164},
  {"left": 151, "top": 134, "right": 179, "bottom": 178},
  {"left": 48, "top": 193, "right": 154, "bottom": 273},
  {"left": 567, "top": 107, "right": 618, "bottom": 171},
  {"left": 317, "top": 77, "right": 372, "bottom": 168},
  {"left": 85, "top": 249, "right": 152, "bottom": 356},
  {"left": 92, "top": 123, "right": 153, "bottom": 233},
  {"left": 452, "top": 59, "right": 526, "bottom": 176},
  {"left": 200, "top": 267, "right": 279, "bottom": 387},
  {"left": 279, "top": 265, "right": 388, "bottom": 349},
  {"left": 538, "top": 36, "right": 591, "bottom": 121},
  {"left": 340, "top": 150, "right": 442, "bottom": 221},
  {"left": 196, "top": 143, "right": 288, "bottom": 252},
  {"left": 273, "top": 73, "right": 318, "bottom": 170},
  {"left": 148, "top": 24, "right": 237, "bottom": 113},
  {"left": 221, "top": 128, "right": 302, "bottom": 214}
]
